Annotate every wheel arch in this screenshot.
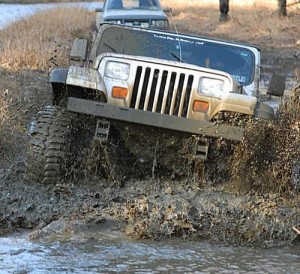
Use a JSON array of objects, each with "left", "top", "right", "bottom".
[{"left": 50, "top": 68, "right": 107, "bottom": 105}]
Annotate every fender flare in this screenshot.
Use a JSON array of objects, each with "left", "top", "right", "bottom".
[
  {"left": 254, "top": 102, "right": 276, "bottom": 120},
  {"left": 50, "top": 68, "right": 69, "bottom": 105},
  {"left": 49, "top": 68, "right": 68, "bottom": 85}
]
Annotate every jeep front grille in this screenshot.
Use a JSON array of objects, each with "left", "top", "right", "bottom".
[
  {"left": 123, "top": 20, "right": 150, "bottom": 27},
  {"left": 130, "top": 66, "right": 194, "bottom": 118}
]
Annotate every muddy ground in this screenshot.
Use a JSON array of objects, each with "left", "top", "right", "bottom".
[
  {"left": 0, "top": 70, "right": 299, "bottom": 248},
  {"left": 0, "top": 8, "right": 300, "bottom": 247}
]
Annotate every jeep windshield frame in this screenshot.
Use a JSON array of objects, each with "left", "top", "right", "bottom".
[{"left": 95, "top": 25, "right": 256, "bottom": 86}]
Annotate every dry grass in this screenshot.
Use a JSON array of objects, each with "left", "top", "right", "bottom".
[
  {"left": 0, "top": 7, "right": 94, "bottom": 71},
  {"left": 163, "top": 0, "right": 300, "bottom": 48}
]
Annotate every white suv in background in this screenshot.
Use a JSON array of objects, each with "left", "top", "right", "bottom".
[{"left": 96, "top": 0, "right": 170, "bottom": 30}]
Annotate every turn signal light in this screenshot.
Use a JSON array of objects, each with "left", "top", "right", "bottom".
[
  {"left": 112, "top": 87, "right": 128, "bottom": 99},
  {"left": 193, "top": 100, "right": 209, "bottom": 112}
]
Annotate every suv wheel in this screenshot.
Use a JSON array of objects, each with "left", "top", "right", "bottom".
[{"left": 25, "top": 106, "right": 72, "bottom": 184}]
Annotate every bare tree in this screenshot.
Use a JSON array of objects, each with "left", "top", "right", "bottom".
[
  {"left": 277, "top": 0, "right": 287, "bottom": 16},
  {"left": 219, "top": 0, "right": 230, "bottom": 22}
]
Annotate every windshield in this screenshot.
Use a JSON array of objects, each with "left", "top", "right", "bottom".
[
  {"left": 97, "top": 27, "right": 256, "bottom": 86},
  {"left": 106, "top": 0, "right": 159, "bottom": 10}
]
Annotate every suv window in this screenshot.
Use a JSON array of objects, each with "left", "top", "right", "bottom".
[{"left": 106, "top": 0, "right": 160, "bottom": 10}]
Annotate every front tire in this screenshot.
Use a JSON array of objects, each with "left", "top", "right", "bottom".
[{"left": 25, "top": 106, "right": 72, "bottom": 184}]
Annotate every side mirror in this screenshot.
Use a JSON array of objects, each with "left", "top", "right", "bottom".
[
  {"left": 95, "top": 8, "right": 103, "bottom": 12},
  {"left": 267, "top": 73, "right": 285, "bottom": 97},
  {"left": 70, "top": 38, "right": 88, "bottom": 62},
  {"left": 163, "top": 7, "right": 172, "bottom": 13}
]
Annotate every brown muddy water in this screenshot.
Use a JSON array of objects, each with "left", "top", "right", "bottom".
[{"left": 0, "top": 232, "right": 300, "bottom": 273}]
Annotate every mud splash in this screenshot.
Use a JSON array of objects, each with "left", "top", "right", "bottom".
[{"left": 227, "top": 81, "right": 300, "bottom": 194}]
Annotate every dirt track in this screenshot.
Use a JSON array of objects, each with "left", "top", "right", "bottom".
[{"left": 0, "top": 5, "right": 300, "bottom": 247}]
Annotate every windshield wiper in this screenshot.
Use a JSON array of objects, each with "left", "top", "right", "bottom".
[
  {"left": 104, "top": 42, "right": 118, "bottom": 53},
  {"left": 171, "top": 51, "right": 184, "bottom": 63}
]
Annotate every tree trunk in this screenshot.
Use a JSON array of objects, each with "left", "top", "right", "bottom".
[
  {"left": 277, "top": 0, "right": 287, "bottom": 16},
  {"left": 219, "top": 0, "right": 230, "bottom": 22}
]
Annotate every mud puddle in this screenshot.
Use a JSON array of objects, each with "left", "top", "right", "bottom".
[{"left": 1, "top": 231, "right": 300, "bottom": 273}]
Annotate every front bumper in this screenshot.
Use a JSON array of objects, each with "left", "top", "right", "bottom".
[{"left": 67, "top": 97, "right": 244, "bottom": 141}]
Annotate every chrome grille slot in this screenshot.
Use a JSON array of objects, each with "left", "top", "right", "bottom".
[{"left": 131, "top": 65, "right": 194, "bottom": 118}]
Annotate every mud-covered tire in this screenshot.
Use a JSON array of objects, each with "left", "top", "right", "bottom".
[{"left": 25, "top": 106, "right": 73, "bottom": 184}]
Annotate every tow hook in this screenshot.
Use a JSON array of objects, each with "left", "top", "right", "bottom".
[
  {"left": 194, "top": 137, "right": 209, "bottom": 161},
  {"left": 95, "top": 119, "right": 110, "bottom": 143}
]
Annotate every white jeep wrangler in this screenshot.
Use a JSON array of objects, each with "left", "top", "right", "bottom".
[{"left": 25, "top": 24, "right": 285, "bottom": 183}]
